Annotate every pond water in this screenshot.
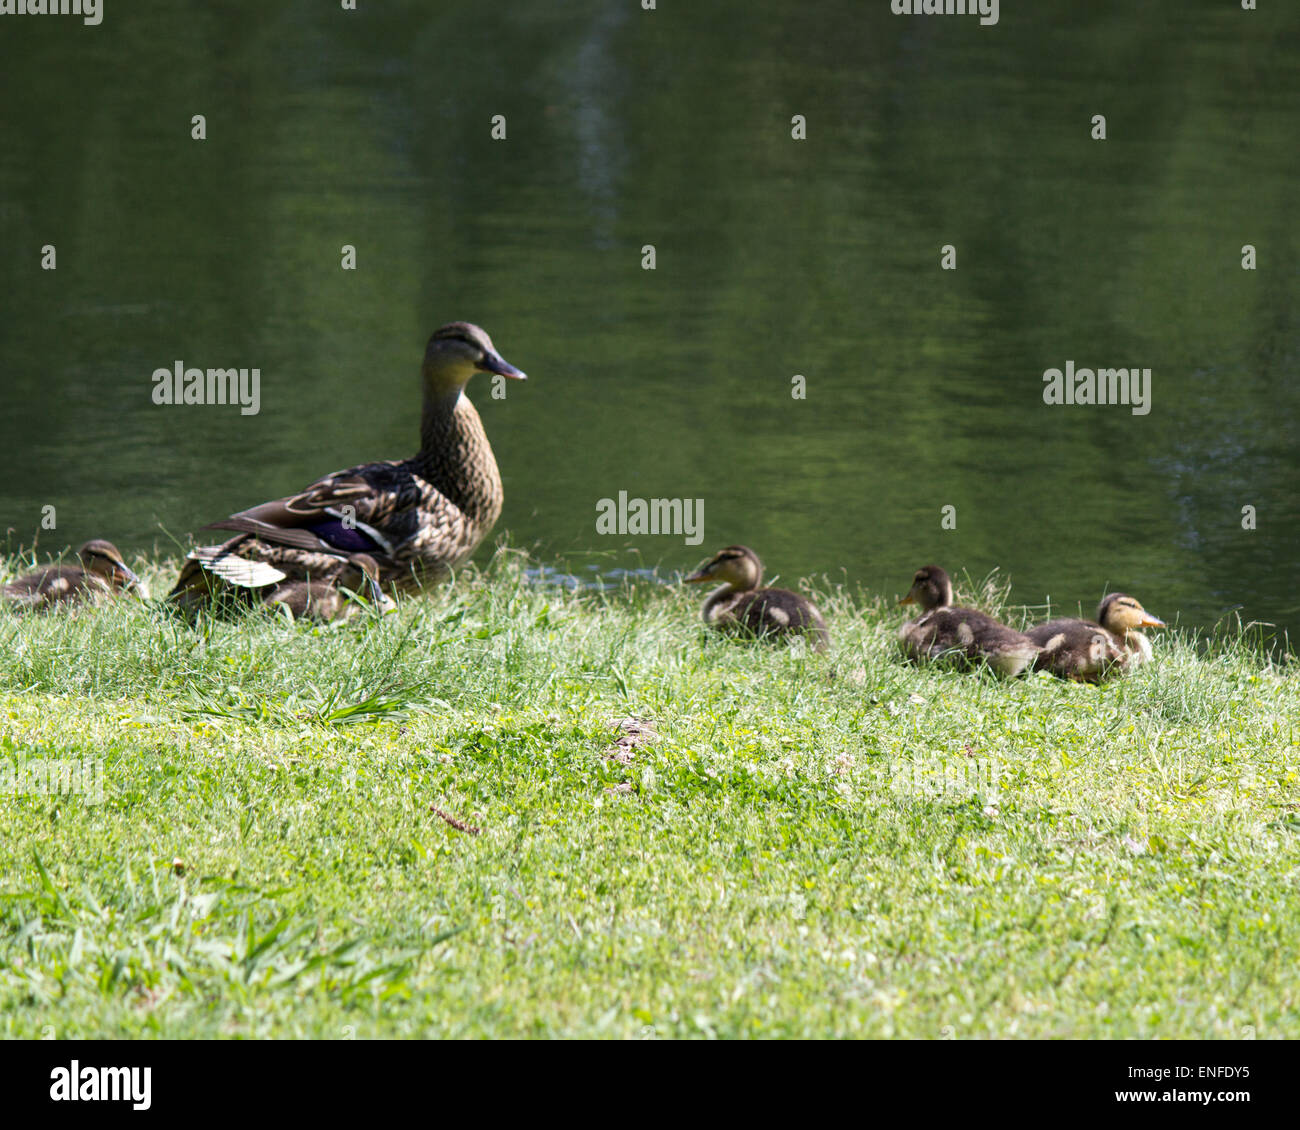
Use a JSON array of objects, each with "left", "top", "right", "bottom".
[{"left": 1, "top": 1, "right": 1296, "bottom": 641}]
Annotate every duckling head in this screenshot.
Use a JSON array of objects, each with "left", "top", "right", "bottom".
[
  {"left": 78, "top": 540, "right": 142, "bottom": 592},
  {"left": 1097, "top": 593, "right": 1165, "bottom": 635},
  {"left": 340, "top": 554, "right": 385, "bottom": 607},
  {"left": 898, "top": 565, "right": 953, "bottom": 611},
  {"left": 684, "top": 545, "right": 763, "bottom": 592},
  {"left": 423, "top": 322, "right": 526, "bottom": 392}
]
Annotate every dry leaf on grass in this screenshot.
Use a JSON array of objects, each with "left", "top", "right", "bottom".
[{"left": 602, "top": 716, "right": 660, "bottom": 763}]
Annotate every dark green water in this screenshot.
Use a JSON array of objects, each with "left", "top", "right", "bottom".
[{"left": 1, "top": 1, "right": 1296, "bottom": 639}]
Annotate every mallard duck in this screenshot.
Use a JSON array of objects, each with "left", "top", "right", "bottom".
[
  {"left": 169, "top": 321, "right": 526, "bottom": 611},
  {"left": 684, "top": 545, "right": 829, "bottom": 650},
  {"left": 263, "top": 554, "right": 393, "bottom": 622},
  {"left": 1, "top": 540, "right": 142, "bottom": 611},
  {"left": 898, "top": 564, "right": 1039, "bottom": 677},
  {"left": 1026, "top": 593, "right": 1166, "bottom": 682}
]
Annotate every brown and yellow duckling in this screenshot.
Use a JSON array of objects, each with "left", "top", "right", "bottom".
[
  {"left": 1, "top": 540, "right": 143, "bottom": 611},
  {"left": 1026, "top": 593, "right": 1166, "bottom": 683},
  {"left": 262, "top": 554, "right": 392, "bottom": 623},
  {"left": 684, "top": 545, "right": 829, "bottom": 650},
  {"left": 898, "top": 564, "right": 1039, "bottom": 677}
]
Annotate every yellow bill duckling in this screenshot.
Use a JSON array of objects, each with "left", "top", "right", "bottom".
[
  {"left": 1026, "top": 593, "right": 1166, "bottom": 683},
  {"left": 263, "top": 554, "right": 392, "bottom": 622},
  {"left": 685, "top": 545, "right": 829, "bottom": 650},
  {"left": 1, "top": 540, "right": 142, "bottom": 611},
  {"left": 898, "top": 564, "right": 1039, "bottom": 677}
]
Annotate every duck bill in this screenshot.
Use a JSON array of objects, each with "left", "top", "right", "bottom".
[
  {"left": 897, "top": 590, "right": 918, "bottom": 606},
  {"left": 1139, "top": 614, "right": 1166, "bottom": 628},
  {"left": 683, "top": 570, "right": 713, "bottom": 584},
  {"left": 364, "top": 576, "right": 384, "bottom": 607},
  {"left": 479, "top": 351, "right": 526, "bottom": 380},
  {"left": 114, "top": 562, "right": 143, "bottom": 590}
]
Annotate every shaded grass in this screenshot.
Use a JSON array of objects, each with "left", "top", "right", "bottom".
[{"left": 0, "top": 547, "right": 1296, "bottom": 1038}]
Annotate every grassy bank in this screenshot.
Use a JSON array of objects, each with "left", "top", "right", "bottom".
[{"left": 1, "top": 548, "right": 1296, "bottom": 1038}]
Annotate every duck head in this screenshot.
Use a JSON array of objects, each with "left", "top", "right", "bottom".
[
  {"left": 1097, "top": 593, "right": 1165, "bottom": 634},
  {"left": 899, "top": 565, "right": 954, "bottom": 611},
  {"left": 684, "top": 545, "right": 763, "bottom": 592},
  {"left": 423, "top": 322, "right": 526, "bottom": 392},
  {"left": 78, "top": 540, "right": 142, "bottom": 592}
]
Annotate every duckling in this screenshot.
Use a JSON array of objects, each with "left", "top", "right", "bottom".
[
  {"left": 1, "top": 540, "right": 142, "bottom": 611},
  {"left": 169, "top": 321, "right": 527, "bottom": 612},
  {"left": 898, "top": 564, "right": 1039, "bottom": 677},
  {"left": 263, "top": 554, "right": 393, "bottom": 622},
  {"left": 1026, "top": 593, "right": 1166, "bottom": 683},
  {"left": 684, "top": 545, "right": 829, "bottom": 650}
]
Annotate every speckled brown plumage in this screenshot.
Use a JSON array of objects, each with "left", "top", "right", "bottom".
[
  {"left": 2, "top": 540, "right": 142, "bottom": 612},
  {"left": 685, "top": 545, "right": 829, "bottom": 651},
  {"left": 263, "top": 554, "right": 389, "bottom": 622},
  {"left": 170, "top": 322, "right": 526, "bottom": 612},
  {"left": 1027, "top": 592, "right": 1166, "bottom": 682},
  {"left": 897, "top": 564, "right": 1039, "bottom": 678}
]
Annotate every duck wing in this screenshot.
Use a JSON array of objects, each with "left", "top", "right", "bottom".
[
  {"left": 203, "top": 463, "right": 426, "bottom": 558},
  {"left": 2, "top": 566, "right": 106, "bottom": 609},
  {"left": 735, "top": 588, "right": 830, "bottom": 648},
  {"left": 1027, "top": 617, "right": 1124, "bottom": 678},
  {"left": 186, "top": 546, "right": 287, "bottom": 588}
]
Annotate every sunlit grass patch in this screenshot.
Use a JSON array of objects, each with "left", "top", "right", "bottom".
[{"left": 0, "top": 547, "right": 1296, "bottom": 1038}]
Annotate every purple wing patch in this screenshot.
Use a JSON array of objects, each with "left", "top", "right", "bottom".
[{"left": 308, "top": 519, "right": 382, "bottom": 554}]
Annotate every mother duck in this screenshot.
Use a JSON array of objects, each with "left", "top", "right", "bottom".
[{"left": 170, "top": 322, "right": 526, "bottom": 610}]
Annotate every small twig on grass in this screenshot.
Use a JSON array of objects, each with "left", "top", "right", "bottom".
[{"left": 430, "top": 806, "right": 481, "bottom": 835}]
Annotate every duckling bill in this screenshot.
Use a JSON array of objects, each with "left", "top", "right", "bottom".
[
  {"left": 898, "top": 564, "right": 1038, "bottom": 677},
  {"left": 685, "top": 545, "right": 829, "bottom": 650},
  {"left": 1026, "top": 593, "right": 1165, "bottom": 683},
  {"left": 1, "top": 540, "right": 142, "bottom": 611}
]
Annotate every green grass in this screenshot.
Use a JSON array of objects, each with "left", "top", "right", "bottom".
[{"left": 0, "top": 547, "right": 1296, "bottom": 1038}]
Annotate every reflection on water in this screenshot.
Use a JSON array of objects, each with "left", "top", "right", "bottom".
[
  {"left": 0, "top": 1, "right": 1296, "bottom": 642},
  {"left": 523, "top": 565, "right": 665, "bottom": 594}
]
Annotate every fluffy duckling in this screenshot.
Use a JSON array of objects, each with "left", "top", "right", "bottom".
[
  {"left": 684, "top": 545, "right": 829, "bottom": 650},
  {"left": 1027, "top": 593, "right": 1166, "bottom": 683},
  {"left": 1, "top": 540, "right": 142, "bottom": 611},
  {"left": 898, "top": 564, "right": 1039, "bottom": 677},
  {"left": 263, "top": 554, "right": 392, "bottom": 622}
]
